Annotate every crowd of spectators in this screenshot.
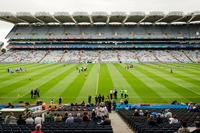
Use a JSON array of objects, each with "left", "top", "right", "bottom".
[{"left": 1, "top": 50, "right": 199, "bottom": 63}]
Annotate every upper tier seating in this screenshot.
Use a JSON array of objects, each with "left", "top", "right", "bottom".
[{"left": 6, "top": 24, "right": 200, "bottom": 40}]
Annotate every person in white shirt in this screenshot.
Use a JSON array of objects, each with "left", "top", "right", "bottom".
[
  {"left": 4, "top": 113, "right": 17, "bottom": 124},
  {"left": 169, "top": 115, "right": 179, "bottom": 124},
  {"left": 35, "top": 114, "right": 43, "bottom": 125},
  {"left": 164, "top": 109, "right": 172, "bottom": 118},
  {"left": 25, "top": 115, "right": 34, "bottom": 124}
]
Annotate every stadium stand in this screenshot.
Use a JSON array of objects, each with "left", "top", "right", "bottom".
[
  {"left": 118, "top": 108, "right": 200, "bottom": 133},
  {"left": 0, "top": 11, "right": 200, "bottom": 133},
  {"left": 0, "top": 103, "right": 113, "bottom": 133},
  {"left": 0, "top": 50, "right": 200, "bottom": 63}
]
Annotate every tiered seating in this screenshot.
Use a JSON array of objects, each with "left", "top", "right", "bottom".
[
  {"left": 79, "top": 51, "right": 99, "bottom": 63},
  {"left": 0, "top": 51, "right": 16, "bottom": 62},
  {"left": 41, "top": 51, "right": 64, "bottom": 63},
  {"left": 118, "top": 51, "right": 139, "bottom": 63},
  {"left": 99, "top": 51, "right": 119, "bottom": 63},
  {"left": 61, "top": 50, "right": 80, "bottom": 63},
  {"left": 0, "top": 121, "right": 113, "bottom": 133},
  {"left": 118, "top": 109, "right": 200, "bottom": 133},
  {"left": 154, "top": 51, "right": 178, "bottom": 63},
  {"left": 170, "top": 51, "right": 192, "bottom": 63},
  {"left": 136, "top": 51, "right": 158, "bottom": 63},
  {"left": 1, "top": 50, "right": 200, "bottom": 63},
  {"left": 6, "top": 24, "right": 200, "bottom": 39},
  {"left": 184, "top": 50, "right": 200, "bottom": 63}
]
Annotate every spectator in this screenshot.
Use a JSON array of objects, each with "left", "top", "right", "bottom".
[
  {"left": 147, "top": 115, "right": 159, "bottom": 127},
  {"left": 102, "top": 95, "right": 104, "bottom": 102},
  {"left": 62, "top": 112, "right": 68, "bottom": 121},
  {"left": 110, "top": 90, "right": 113, "bottom": 99},
  {"left": 65, "top": 113, "right": 74, "bottom": 126},
  {"left": 191, "top": 121, "right": 200, "bottom": 133},
  {"left": 31, "top": 124, "right": 43, "bottom": 133},
  {"left": 97, "top": 115, "right": 111, "bottom": 125},
  {"left": 88, "top": 96, "right": 92, "bottom": 104},
  {"left": 4, "top": 112, "right": 17, "bottom": 124},
  {"left": 107, "top": 100, "right": 112, "bottom": 113},
  {"left": 58, "top": 97, "right": 62, "bottom": 105},
  {"left": 133, "top": 109, "right": 140, "bottom": 116},
  {"left": 178, "top": 121, "right": 190, "bottom": 133},
  {"left": 74, "top": 113, "right": 82, "bottom": 123},
  {"left": 164, "top": 109, "right": 172, "bottom": 118},
  {"left": 124, "top": 99, "right": 128, "bottom": 105},
  {"left": 54, "top": 113, "right": 62, "bottom": 122},
  {"left": 44, "top": 111, "right": 54, "bottom": 122},
  {"left": 17, "top": 114, "right": 26, "bottom": 125},
  {"left": 144, "top": 110, "right": 149, "bottom": 116},
  {"left": 95, "top": 95, "right": 98, "bottom": 105},
  {"left": 98, "top": 94, "right": 102, "bottom": 103},
  {"left": 25, "top": 115, "right": 34, "bottom": 124},
  {"left": 169, "top": 115, "right": 179, "bottom": 124},
  {"left": 35, "top": 114, "right": 43, "bottom": 125},
  {"left": 156, "top": 114, "right": 163, "bottom": 124},
  {"left": 114, "top": 89, "right": 118, "bottom": 99},
  {"left": 112, "top": 100, "right": 117, "bottom": 111},
  {"left": 83, "top": 111, "right": 90, "bottom": 121},
  {"left": 5, "top": 102, "right": 14, "bottom": 108},
  {"left": 91, "top": 109, "right": 97, "bottom": 122},
  {"left": 139, "top": 110, "right": 144, "bottom": 116},
  {"left": 81, "top": 101, "right": 85, "bottom": 106}
]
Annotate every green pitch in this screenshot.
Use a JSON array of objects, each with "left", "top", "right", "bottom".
[{"left": 0, "top": 63, "right": 200, "bottom": 104}]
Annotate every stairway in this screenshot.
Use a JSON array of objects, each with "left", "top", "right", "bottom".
[
  {"left": 59, "top": 50, "right": 66, "bottom": 63},
  {"left": 135, "top": 51, "right": 142, "bottom": 63},
  {"left": 110, "top": 112, "right": 134, "bottom": 133},
  {"left": 168, "top": 51, "right": 182, "bottom": 63},
  {"left": 151, "top": 51, "right": 162, "bottom": 63},
  {"left": 38, "top": 51, "right": 49, "bottom": 63},
  {"left": 183, "top": 51, "right": 195, "bottom": 63}
]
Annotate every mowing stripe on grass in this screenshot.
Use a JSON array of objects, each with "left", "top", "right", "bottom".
[
  {"left": 138, "top": 64, "right": 200, "bottom": 102},
  {"left": 134, "top": 64, "right": 188, "bottom": 102},
  {"left": 4, "top": 64, "right": 70, "bottom": 103},
  {"left": 0, "top": 64, "right": 61, "bottom": 98},
  {"left": 77, "top": 64, "right": 100, "bottom": 103},
  {"left": 60, "top": 64, "right": 93, "bottom": 103},
  {"left": 42, "top": 65, "right": 81, "bottom": 100},
  {"left": 150, "top": 63, "right": 200, "bottom": 82},
  {"left": 97, "top": 64, "right": 114, "bottom": 96},
  {"left": 0, "top": 64, "right": 53, "bottom": 85},
  {"left": 107, "top": 64, "right": 141, "bottom": 100},
  {"left": 146, "top": 64, "right": 200, "bottom": 94},
  {"left": 120, "top": 64, "right": 180, "bottom": 102},
  {"left": 0, "top": 64, "right": 46, "bottom": 79},
  {"left": 168, "top": 63, "right": 200, "bottom": 71},
  {"left": 114, "top": 64, "right": 164, "bottom": 103},
  {"left": 15, "top": 64, "right": 79, "bottom": 103},
  {"left": 158, "top": 63, "right": 200, "bottom": 76},
  {"left": 0, "top": 63, "right": 34, "bottom": 70}
]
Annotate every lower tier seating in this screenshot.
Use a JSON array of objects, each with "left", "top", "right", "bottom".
[{"left": 118, "top": 108, "right": 199, "bottom": 133}]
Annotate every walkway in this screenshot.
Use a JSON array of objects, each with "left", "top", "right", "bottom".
[{"left": 110, "top": 111, "right": 134, "bottom": 133}]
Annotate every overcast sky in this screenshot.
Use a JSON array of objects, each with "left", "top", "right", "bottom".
[{"left": 0, "top": 0, "right": 200, "bottom": 42}]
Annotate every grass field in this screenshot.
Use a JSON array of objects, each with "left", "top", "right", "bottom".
[{"left": 0, "top": 63, "right": 200, "bottom": 104}]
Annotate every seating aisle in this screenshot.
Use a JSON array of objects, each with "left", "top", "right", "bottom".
[{"left": 110, "top": 112, "right": 134, "bottom": 133}]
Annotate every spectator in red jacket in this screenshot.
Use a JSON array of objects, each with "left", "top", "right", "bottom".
[{"left": 31, "top": 124, "right": 43, "bottom": 133}]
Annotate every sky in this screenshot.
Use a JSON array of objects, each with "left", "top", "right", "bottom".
[{"left": 0, "top": 0, "right": 200, "bottom": 42}]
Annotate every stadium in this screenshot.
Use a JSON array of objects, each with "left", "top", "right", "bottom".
[{"left": 0, "top": 0, "right": 200, "bottom": 133}]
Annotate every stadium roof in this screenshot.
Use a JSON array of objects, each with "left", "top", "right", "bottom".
[{"left": 0, "top": 11, "right": 200, "bottom": 24}]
